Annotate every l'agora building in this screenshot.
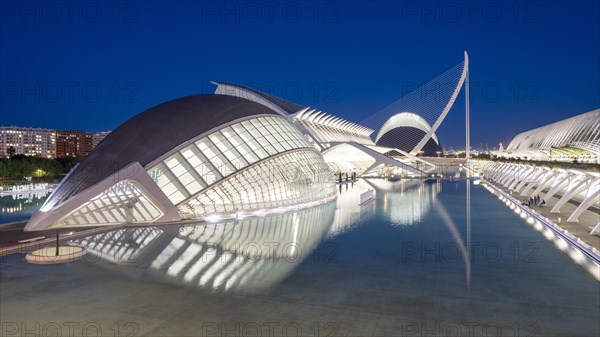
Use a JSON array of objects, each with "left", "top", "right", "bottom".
[{"left": 0, "top": 127, "right": 104, "bottom": 159}]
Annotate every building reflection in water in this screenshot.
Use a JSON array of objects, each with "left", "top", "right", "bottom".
[
  {"left": 365, "top": 178, "right": 441, "bottom": 227},
  {"left": 0, "top": 192, "right": 51, "bottom": 221},
  {"left": 74, "top": 201, "right": 336, "bottom": 294},
  {"left": 328, "top": 179, "right": 376, "bottom": 238},
  {"left": 73, "top": 177, "right": 472, "bottom": 292},
  {"left": 365, "top": 177, "right": 471, "bottom": 289}
]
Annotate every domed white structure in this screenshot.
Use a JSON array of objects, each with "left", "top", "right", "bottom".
[
  {"left": 374, "top": 112, "right": 443, "bottom": 156},
  {"left": 26, "top": 94, "right": 336, "bottom": 231}
]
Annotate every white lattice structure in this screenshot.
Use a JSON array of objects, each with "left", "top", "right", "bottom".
[
  {"left": 212, "top": 81, "right": 374, "bottom": 146},
  {"left": 292, "top": 108, "right": 374, "bottom": 146},
  {"left": 54, "top": 181, "right": 164, "bottom": 227},
  {"left": 501, "top": 109, "right": 600, "bottom": 163},
  {"left": 213, "top": 51, "right": 471, "bottom": 176},
  {"left": 212, "top": 81, "right": 433, "bottom": 177},
  {"left": 483, "top": 162, "right": 600, "bottom": 229}
]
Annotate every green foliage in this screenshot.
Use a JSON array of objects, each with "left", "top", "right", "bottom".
[
  {"left": 474, "top": 153, "right": 492, "bottom": 159},
  {"left": 473, "top": 156, "right": 600, "bottom": 172},
  {"left": 54, "top": 156, "right": 84, "bottom": 172},
  {"left": 0, "top": 156, "right": 69, "bottom": 178}
]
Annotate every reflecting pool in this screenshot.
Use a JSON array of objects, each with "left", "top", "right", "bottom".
[
  {"left": 1, "top": 179, "right": 598, "bottom": 336},
  {"left": 0, "top": 192, "right": 50, "bottom": 224}
]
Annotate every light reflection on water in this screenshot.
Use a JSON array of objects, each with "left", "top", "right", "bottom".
[
  {"left": 72, "top": 178, "right": 446, "bottom": 294},
  {"left": 74, "top": 202, "right": 337, "bottom": 294},
  {"left": 365, "top": 179, "right": 441, "bottom": 227},
  {"left": 0, "top": 192, "right": 51, "bottom": 223},
  {"left": 3, "top": 177, "right": 600, "bottom": 335}
]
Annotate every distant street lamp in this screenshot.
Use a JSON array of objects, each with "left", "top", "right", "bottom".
[{"left": 35, "top": 168, "right": 45, "bottom": 180}]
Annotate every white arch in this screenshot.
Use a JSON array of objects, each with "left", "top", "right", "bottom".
[{"left": 375, "top": 112, "right": 440, "bottom": 146}]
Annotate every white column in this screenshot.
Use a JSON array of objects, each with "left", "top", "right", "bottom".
[{"left": 465, "top": 54, "right": 470, "bottom": 160}]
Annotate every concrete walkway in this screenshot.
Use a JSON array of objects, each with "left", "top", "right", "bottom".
[{"left": 495, "top": 184, "right": 600, "bottom": 251}]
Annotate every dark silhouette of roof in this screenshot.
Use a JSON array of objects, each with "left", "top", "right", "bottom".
[
  {"left": 213, "top": 81, "right": 306, "bottom": 114},
  {"left": 376, "top": 127, "right": 443, "bottom": 157},
  {"left": 44, "top": 94, "right": 279, "bottom": 209}
]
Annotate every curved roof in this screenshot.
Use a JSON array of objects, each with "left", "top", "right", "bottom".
[
  {"left": 43, "top": 94, "right": 279, "bottom": 209},
  {"left": 212, "top": 81, "right": 306, "bottom": 114},
  {"left": 507, "top": 109, "right": 600, "bottom": 151},
  {"left": 375, "top": 112, "right": 439, "bottom": 145},
  {"left": 376, "top": 128, "right": 442, "bottom": 156}
]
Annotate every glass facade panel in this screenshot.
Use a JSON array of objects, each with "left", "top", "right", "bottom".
[
  {"left": 148, "top": 164, "right": 187, "bottom": 204},
  {"left": 180, "top": 149, "right": 335, "bottom": 218},
  {"left": 221, "top": 127, "right": 259, "bottom": 164},
  {"left": 181, "top": 145, "right": 220, "bottom": 185},
  {"left": 146, "top": 116, "right": 332, "bottom": 212},
  {"left": 166, "top": 153, "right": 206, "bottom": 195},
  {"left": 209, "top": 131, "right": 248, "bottom": 169},
  {"left": 197, "top": 138, "right": 236, "bottom": 176}
]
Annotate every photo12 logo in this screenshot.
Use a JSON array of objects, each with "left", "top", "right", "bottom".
[
  {"left": 1, "top": 321, "right": 139, "bottom": 337},
  {"left": 198, "top": 1, "right": 339, "bottom": 24},
  {"left": 1, "top": 81, "right": 140, "bottom": 104},
  {"left": 201, "top": 321, "right": 339, "bottom": 337},
  {"left": 397, "top": 1, "right": 540, "bottom": 24},
  {"left": 0, "top": 1, "right": 138, "bottom": 24},
  {"left": 400, "top": 241, "right": 540, "bottom": 264},
  {"left": 401, "top": 321, "right": 539, "bottom": 337}
]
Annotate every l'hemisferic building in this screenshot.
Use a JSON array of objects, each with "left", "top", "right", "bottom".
[{"left": 26, "top": 82, "right": 441, "bottom": 231}]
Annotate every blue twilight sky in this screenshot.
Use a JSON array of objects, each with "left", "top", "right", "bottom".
[{"left": 1, "top": 0, "right": 598, "bottom": 149}]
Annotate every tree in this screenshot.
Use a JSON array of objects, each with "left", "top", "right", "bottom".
[
  {"left": 6, "top": 146, "right": 15, "bottom": 158},
  {"left": 0, "top": 156, "right": 63, "bottom": 179}
]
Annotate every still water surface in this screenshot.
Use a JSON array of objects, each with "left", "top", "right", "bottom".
[
  {"left": 0, "top": 192, "right": 50, "bottom": 224},
  {"left": 1, "top": 179, "right": 598, "bottom": 336}
]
